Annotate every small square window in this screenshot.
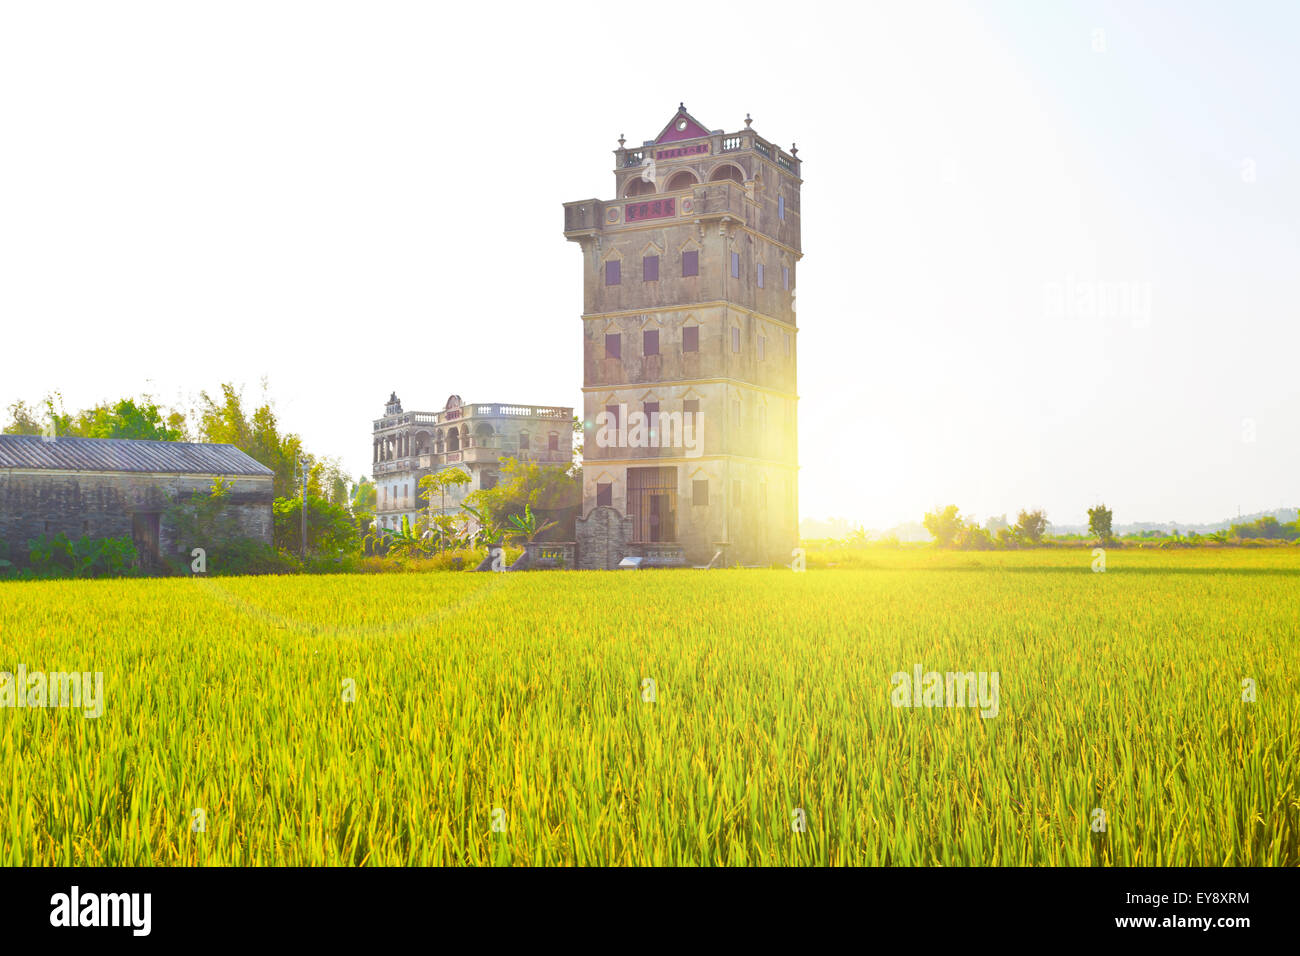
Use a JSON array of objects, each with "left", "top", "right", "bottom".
[
  {"left": 682, "top": 250, "right": 699, "bottom": 277},
  {"left": 692, "top": 479, "right": 708, "bottom": 506},
  {"left": 682, "top": 326, "right": 698, "bottom": 352},
  {"left": 730, "top": 252, "right": 739, "bottom": 278},
  {"left": 596, "top": 482, "right": 612, "bottom": 506},
  {"left": 605, "top": 333, "right": 621, "bottom": 359},
  {"left": 643, "top": 255, "right": 659, "bottom": 282},
  {"left": 605, "top": 260, "right": 620, "bottom": 285},
  {"left": 643, "top": 329, "right": 659, "bottom": 356}
]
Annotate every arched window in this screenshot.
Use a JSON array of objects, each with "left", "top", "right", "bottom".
[
  {"left": 666, "top": 170, "right": 698, "bottom": 191},
  {"left": 624, "top": 177, "right": 656, "bottom": 197},
  {"left": 709, "top": 164, "right": 744, "bottom": 184}
]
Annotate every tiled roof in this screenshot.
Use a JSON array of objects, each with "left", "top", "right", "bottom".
[{"left": 0, "top": 435, "right": 274, "bottom": 477}]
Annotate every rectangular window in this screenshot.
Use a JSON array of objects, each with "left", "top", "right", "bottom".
[
  {"left": 758, "top": 335, "right": 766, "bottom": 360},
  {"left": 596, "top": 482, "right": 612, "bottom": 507},
  {"left": 643, "top": 255, "right": 659, "bottom": 282},
  {"left": 682, "top": 326, "right": 698, "bottom": 352},
  {"left": 693, "top": 479, "right": 708, "bottom": 506},
  {"left": 683, "top": 399, "right": 700, "bottom": 416},
  {"left": 605, "top": 260, "right": 620, "bottom": 285},
  {"left": 605, "top": 333, "right": 621, "bottom": 359},
  {"left": 643, "top": 401, "right": 659, "bottom": 425},
  {"left": 783, "top": 266, "right": 790, "bottom": 290},
  {"left": 757, "top": 263, "right": 764, "bottom": 288},
  {"left": 548, "top": 432, "right": 559, "bottom": 451},
  {"left": 519, "top": 432, "right": 529, "bottom": 451},
  {"left": 604, "top": 404, "right": 620, "bottom": 429},
  {"left": 643, "top": 329, "right": 659, "bottom": 355},
  {"left": 682, "top": 250, "right": 698, "bottom": 277},
  {"left": 778, "top": 195, "right": 785, "bottom": 220},
  {"left": 731, "top": 327, "right": 740, "bottom": 353},
  {"left": 730, "top": 252, "right": 739, "bottom": 278}
]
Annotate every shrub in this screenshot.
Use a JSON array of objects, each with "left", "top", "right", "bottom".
[{"left": 22, "top": 532, "right": 139, "bottom": 579}]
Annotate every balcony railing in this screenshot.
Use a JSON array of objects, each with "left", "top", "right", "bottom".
[
  {"left": 375, "top": 404, "right": 572, "bottom": 429},
  {"left": 375, "top": 446, "right": 571, "bottom": 475},
  {"left": 622, "top": 150, "right": 645, "bottom": 167}
]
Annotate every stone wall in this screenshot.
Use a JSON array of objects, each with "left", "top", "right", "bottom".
[
  {"left": 0, "top": 471, "right": 273, "bottom": 568},
  {"left": 575, "top": 506, "right": 634, "bottom": 570},
  {"left": 523, "top": 541, "right": 575, "bottom": 569}
]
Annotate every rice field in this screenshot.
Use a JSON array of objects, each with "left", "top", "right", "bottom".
[{"left": 1, "top": 548, "right": 1297, "bottom": 866}]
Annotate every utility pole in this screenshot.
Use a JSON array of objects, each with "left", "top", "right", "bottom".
[{"left": 299, "top": 455, "right": 308, "bottom": 561}]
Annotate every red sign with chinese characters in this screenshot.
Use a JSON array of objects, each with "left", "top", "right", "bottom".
[
  {"left": 625, "top": 198, "right": 676, "bottom": 222},
  {"left": 655, "top": 143, "right": 710, "bottom": 160}
]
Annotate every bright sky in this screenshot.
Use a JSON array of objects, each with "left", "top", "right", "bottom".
[{"left": 2, "top": 1, "right": 1296, "bottom": 529}]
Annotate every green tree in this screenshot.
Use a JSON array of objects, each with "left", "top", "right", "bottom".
[
  {"left": 957, "top": 520, "right": 995, "bottom": 550},
  {"left": 76, "top": 397, "right": 186, "bottom": 441},
  {"left": 273, "top": 495, "right": 360, "bottom": 557},
  {"left": 418, "top": 468, "right": 473, "bottom": 546},
  {"left": 4, "top": 393, "right": 186, "bottom": 440},
  {"left": 923, "top": 505, "right": 963, "bottom": 547},
  {"left": 464, "top": 457, "right": 580, "bottom": 531},
  {"left": 1087, "top": 504, "right": 1114, "bottom": 543},
  {"left": 349, "top": 476, "right": 377, "bottom": 532},
  {"left": 1014, "top": 509, "right": 1047, "bottom": 545},
  {"left": 2, "top": 399, "right": 47, "bottom": 435},
  {"left": 196, "top": 383, "right": 304, "bottom": 498}
]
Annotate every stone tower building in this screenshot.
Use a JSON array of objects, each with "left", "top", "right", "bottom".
[{"left": 564, "top": 106, "right": 800, "bottom": 566}]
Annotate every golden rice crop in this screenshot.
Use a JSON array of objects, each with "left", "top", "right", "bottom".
[{"left": 1, "top": 548, "right": 1297, "bottom": 865}]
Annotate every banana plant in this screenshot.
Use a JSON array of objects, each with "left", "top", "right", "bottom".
[
  {"left": 507, "top": 504, "right": 558, "bottom": 544},
  {"left": 459, "top": 502, "right": 509, "bottom": 548},
  {"left": 383, "top": 515, "right": 432, "bottom": 559}
]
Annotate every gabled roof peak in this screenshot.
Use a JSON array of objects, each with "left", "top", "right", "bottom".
[{"left": 653, "top": 104, "right": 711, "bottom": 144}]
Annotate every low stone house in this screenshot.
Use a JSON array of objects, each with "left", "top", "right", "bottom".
[{"left": 0, "top": 435, "right": 273, "bottom": 569}]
